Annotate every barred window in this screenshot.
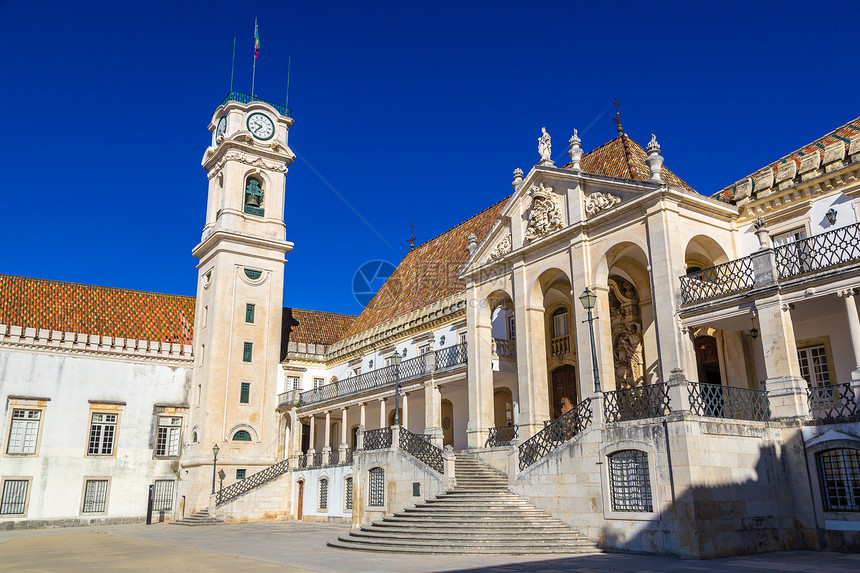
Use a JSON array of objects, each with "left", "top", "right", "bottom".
[
  {"left": 155, "top": 417, "right": 181, "bottom": 457},
  {"left": 345, "top": 477, "right": 353, "bottom": 510},
  {"left": 152, "top": 480, "right": 174, "bottom": 511},
  {"left": 368, "top": 467, "right": 384, "bottom": 507},
  {"left": 7, "top": 409, "right": 40, "bottom": 454},
  {"left": 0, "top": 480, "right": 28, "bottom": 514},
  {"left": 817, "top": 448, "right": 860, "bottom": 512},
  {"left": 318, "top": 478, "right": 328, "bottom": 510},
  {"left": 608, "top": 450, "right": 653, "bottom": 512},
  {"left": 82, "top": 479, "right": 108, "bottom": 513},
  {"left": 88, "top": 413, "right": 117, "bottom": 455}
]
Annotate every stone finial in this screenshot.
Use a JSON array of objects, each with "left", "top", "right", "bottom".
[
  {"left": 753, "top": 216, "right": 771, "bottom": 250},
  {"left": 645, "top": 134, "right": 663, "bottom": 183},
  {"left": 568, "top": 129, "right": 583, "bottom": 173},
  {"left": 512, "top": 168, "right": 524, "bottom": 189},
  {"left": 467, "top": 233, "right": 478, "bottom": 256}
]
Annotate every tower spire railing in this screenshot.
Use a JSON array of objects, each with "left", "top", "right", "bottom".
[{"left": 220, "top": 91, "right": 292, "bottom": 118}]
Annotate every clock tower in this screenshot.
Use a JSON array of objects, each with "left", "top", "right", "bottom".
[{"left": 180, "top": 93, "right": 294, "bottom": 512}]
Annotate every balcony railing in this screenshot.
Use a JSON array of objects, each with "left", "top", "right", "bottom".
[
  {"left": 519, "top": 398, "right": 592, "bottom": 471},
  {"left": 603, "top": 384, "right": 671, "bottom": 423},
  {"left": 220, "top": 90, "right": 292, "bottom": 117},
  {"left": 679, "top": 256, "right": 755, "bottom": 305},
  {"left": 807, "top": 383, "right": 858, "bottom": 421},
  {"left": 486, "top": 425, "right": 518, "bottom": 447},
  {"left": 775, "top": 222, "right": 860, "bottom": 279},
  {"left": 492, "top": 338, "right": 516, "bottom": 360},
  {"left": 550, "top": 335, "right": 570, "bottom": 356},
  {"left": 299, "top": 344, "right": 468, "bottom": 407},
  {"left": 363, "top": 427, "right": 392, "bottom": 450},
  {"left": 688, "top": 382, "right": 770, "bottom": 422}
]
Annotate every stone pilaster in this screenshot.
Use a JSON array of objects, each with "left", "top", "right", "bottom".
[
  {"left": 442, "top": 446, "right": 456, "bottom": 490},
  {"left": 466, "top": 282, "right": 494, "bottom": 448},
  {"left": 513, "top": 262, "right": 550, "bottom": 440},
  {"left": 322, "top": 410, "right": 332, "bottom": 463},
  {"left": 424, "top": 379, "right": 443, "bottom": 448},
  {"left": 756, "top": 296, "right": 809, "bottom": 419},
  {"left": 667, "top": 368, "right": 691, "bottom": 413}
]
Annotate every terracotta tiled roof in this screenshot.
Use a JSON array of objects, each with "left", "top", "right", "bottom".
[
  {"left": 340, "top": 197, "right": 509, "bottom": 339},
  {"left": 563, "top": 134, "right": 695, "bottom": 192},
  {"left": 281, "top": 307, "right": 356, "bottom": 357},
  {"left": 0, "top": 274, "right": 196, "bottom": 343},
  {"left": 713, "top": 117, "right": 860, "bottom": 203}
]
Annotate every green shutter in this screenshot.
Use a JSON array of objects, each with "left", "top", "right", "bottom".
[
  {"left": 243, "top": 342, "right": 253, "bottom": 362},
  {"left": 240, "top": 382, "right": 250, "bottom": 403},
  {"left": 245, "top": 303, "right": 255, "bottom": 323},
  {"left": 236, "top": 469, "right": 246, "bottom": 480}
]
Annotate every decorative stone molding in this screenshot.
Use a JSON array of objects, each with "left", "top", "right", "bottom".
[
  {"left": 754, "top": 168, "right": 774, "bottom": 196},
  {"left": 568, "top": 130, "right": 583, "bottom": 173},
  {"left": 207, "top": 150, "right": 288, "bottom": 180},
  {"left": 645, "top": 134, "right": 663, "bottom": 183},
  {"left": 824, "top": 141, "right": 846, "bottom": 172},
  {"left": 466, "top": 233, "right": 478, "bottom": 256},
  {"left": 799, "top": 152, "right": 821, "bottom": 180},
  {"left": 735, "top": 178, "right": 753, "bottom": 202},
  {"left": 511, "top": 168, "right": 524, "bottom": 189},
  {"left": 776, "top": 161, "right": 797, "bottom": 190},
  {"left": 488, "top": 232, "right": 513, "bottom": 260},
  {"left": 584, "top": 191, "right": 622, "bottom": 217},
  {"left": 524, "top": 183, "right": 563, "bottom": 241}
]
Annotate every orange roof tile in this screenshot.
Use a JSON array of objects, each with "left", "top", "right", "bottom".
[
  {"left": 713, "top": 117, "right": 860, "bottom": 203},
  {"left": 340, "top": 197, "right": 508, "bottom": 339},
  {"left": 281, "top": 307, "right": 356, "bottom": 358},
  {"left": 0, "top": 274, "right": 196, "bottom": 343}
]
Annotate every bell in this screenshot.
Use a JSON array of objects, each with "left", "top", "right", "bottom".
[{"left": 245, "top": 192, "right": 262, "bottom": 207}]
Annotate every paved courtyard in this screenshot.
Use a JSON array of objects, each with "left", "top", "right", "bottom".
[{"left": 0, "top": 521, "right": 857, "bottom": 572}]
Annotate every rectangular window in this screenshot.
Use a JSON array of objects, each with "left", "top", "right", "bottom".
[
  {"left": 152, "top": 480, "right": 174, "bottom": 511},
  {"left": 552, "top": 311, "right": 569, "bottom": 338},
  {"left": 319, "top": 478, "right": 328, "bottom": 510},
  {"left": 509, "top": 316, "right": 516, "bottom": 341},
  {"left": 459, "top": 332, "right": 467, "bottom": 346},
  {"left": 313, "top": 378, "right": 324, "bottom": 390},
  {"left": 817, "top": 448, "right": 860, "bottom": 512},
  {"left": 236, "top": 469, "right": 246, "bottom": 480},
  {"left": 243, "top": 342, "right": 253, "bottom": 362},
  {"left": 155, "top": 417, "right": 182, "bottom": 457},
  {"left": 288, "top": 376, "right": 300, "bottom": 390},
  {"left": 88, "top": 413, "right": 117, "bottom": 455},
  {"left": 245, "top": 303, "right": 255, "bottom": 323},
  {"left": 773, "top": 227, "right": 807, "bottom": 246},
  {"left": 345, "top": 477, "right": 353, "bottom": 510},
  {"left": 0, "top": 480, "right": 28, "bottom": 514},
  {"left": 368, "top": 468, "right": 384, "bottom": 507},
  {"left": 353, "top": 367, "right": 361, "bottom": 376},
  {"left": 798, "top": 345, "right": 831, "bottom": 387},
  {"left": 385, "top": 357, "right": 393, "bottom": 367},
  {"left": 7, "top": 409, "right": 40, "bottom": 455},
  {"left": 240, "top": 382, "right": 251, "bottom": 404},
  {"left": 419, "top": 345, "right": 429, "bottom": 355},
  {"left": 82, "top": 479, "right": 108, "bottom": 513}
]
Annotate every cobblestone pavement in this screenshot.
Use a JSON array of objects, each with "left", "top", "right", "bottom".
[{"left": 0, "top": 521, "right": 858, "bottom": 572}]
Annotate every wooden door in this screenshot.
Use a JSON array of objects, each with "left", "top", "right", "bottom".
[
  {"left": 296, "top": 481, "right": 304, "bottom": 520},
  {"left": 441, "top": 400, "right": 454, "bottom": 447},
  {"left": 551, "top": 365, "right": 577, "bottom": 419},
  {"left": 493, "top": 388, "right": 513, "bottom": 427},
  {"left": 695, "top": 336, "right": 722, "bottom": 385}
]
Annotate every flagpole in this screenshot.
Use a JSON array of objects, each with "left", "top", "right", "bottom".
[
  {"left": 251, "top": 18, "right": 258, "bottom": 96},
  {"left": 229, "top": 36, "right": 236, "bottom": 92},
  {"left": 285, "top": 56, "right": 291, "bottom": 109}
]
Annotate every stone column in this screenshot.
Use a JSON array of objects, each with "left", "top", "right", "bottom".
[
  {"left": 466, "top": 282, "right": 495, "bottom": 448},
  {"left": 680, "top": 327, "right": 700, "bottom": 384},
  {"left": 339, "top": 407, "right": 349, "bottom": 463},
  {"left": 359, "top": 402, "right": 366, "bottom": 428},
  {"left": 306, "top": 416, "right": 315, "bottom": 466},
  {"left": 512, "top": 262, "right": 550, "bottom": 441},
  {"left": 838, "top": 289, "right": 860, "bottom": 403},
  {"left": 378, "top": 398, "right": 386, "bottom": 428},
  {"left": 424, "top": 378, "right": 443, "bottom": 448},
  {"left": 756, "top": 296, "right": 809, "bottom": 419},
  {"left": 288, "top": 413, "right": 302, "bottom": 462},
  {"left": 402, "top": 392, "right": 409, "bottom": 430},
  {"left": 322, "top": 411, "right": 332, "bottom": 459}
]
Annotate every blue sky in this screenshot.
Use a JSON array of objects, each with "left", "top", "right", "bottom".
[{"left": 2, "top": 1, "right": 858, "bottom": 316}]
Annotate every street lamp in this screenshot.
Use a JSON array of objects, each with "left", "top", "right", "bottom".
[
  {"left": 211, "top": 444, "right": 220, "bottom": 495},
  {"left": 392, "top": 350, "right": 402, "bottom": 426},
  {"left": 578, "top": 287, "right": 601, "bottom": 393}
]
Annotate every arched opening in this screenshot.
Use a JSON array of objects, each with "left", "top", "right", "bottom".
[
  {"left": 684, "top": 234, "right": 730, "bottom": 273},
  {"left": 243, "top": 176, "right": 264, "bottom": 216},
  {"left": 387, "top": 408, "right": 403, "bottom": 427},
  {"left": 695, "top": 335, "right": 722, "bottom": 385},
  {"left": 551, "top": 364, "right": 577, "bottom": 418},
  {"left": 350, "top": 424, "right": 360, "bottom": 449},
  {"left": 493, "top": 387, "right": 514, "bottom": 427},
  {"left": 609, "top": 276, "right": 647, "bottom": 388},
  {"left": 232, "top": 430, "right": 251, "bottom": 441},
  {"left": 441, "top": 399, "right": 454, "bottom": 447}
]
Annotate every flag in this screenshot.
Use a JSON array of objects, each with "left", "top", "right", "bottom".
[{"left": 254, "top": 20, "right": 260, "bottom": 58}]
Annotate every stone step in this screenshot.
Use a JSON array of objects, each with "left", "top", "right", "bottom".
[
  {"left": 329, "top": 538, "right": 599, "bottom": 555},
  {"left": 171, "top": 510, "right": 223, "bottom": 526},
  {"left": 356, "top": 527, "right": 588, "bottom": 540},
  {"left": 350, "top": 529, "right": 593, "bottom": 544},
  {"left": 373, "top": 521, "right": 579, "bottom": 532}
]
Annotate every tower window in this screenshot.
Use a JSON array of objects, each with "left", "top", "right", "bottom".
[
  {"left": 240, "top": 382, "right": 251, "bottom": 404},
  {"left": 232, "top": 430, "right": 252, "bottom": 441},
  {"left": 243, "top": 342, "right": 253, "bottom": 362},
  {"left": 245, "top": 303, "right": 255, "bottom": 323},
  {"left": 244, "top": 178, "right": 265, "bottom": 216}
]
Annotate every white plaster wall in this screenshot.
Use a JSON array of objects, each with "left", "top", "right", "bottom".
[
  {"left": 0, "top": 348, "right": 190, "bottom": 525},
  {"left": 293, "top": 465, "right": 352, "bottom": 521}
]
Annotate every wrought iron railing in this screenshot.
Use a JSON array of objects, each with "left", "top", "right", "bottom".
[
  {"left": 328, "top": 449, "right": 340, "bottom": 466},
  {"left": 492, "top": 338, "right": 517, "bottom": 360},
  {"left": 679, "top": 256, "right": 755, "bottom": 305},
  {"left": 807, "top": 383, "right": 858, "bottom": 420},
  {"left": 362, "top": 427, "right": 392, "bottom": 450},
  {"left": 604, "top": 384, "right": 671, "bottom": 422},
  {"left": 295, "top": 454, "right": 308, "bottom": 469},
  {"left": 519, "top": 398, "right": 592, "bottom": 471},
  {"left": 344, "top": 448, "right": 353, "bottom": 465},
  {"left": 775, "top": 222, "right": 860, "bottom": 279},
  {"left": 220, "top": 90, "right": 292, "bottom": 117},
  {"left": 486, "top": 425, "right": 518, "bottom": 447},
  {"left": 299, "top": 344, "right": 468, "bottom": 407},
  {"left": 688, "top": 382, "right": 770, "bottom": 422},
  {"left": 216, "top": 459, "right": 289, "bottom": 506},
  {"left": 550, "top": 335, "right": 570, "bottom": 356},
  {"left": 398, "top": 426, "right": 444, "bottom": 473},
  {"left": 310, "top": 452, "right": 324, "bottom": 468}
]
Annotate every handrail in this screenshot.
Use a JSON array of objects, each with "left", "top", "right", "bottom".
[
  {"left": 398, "top": 426, "right": 443, "bottom": 473},
  {"left": 216, "top": 459, "right": 289, "bottom": 506},
  {"left": 775, "top": 222, "right": 860, "bottom": 279},
  {"left": 518, "top": 398, "right": 592, "bottom": 471},
  {"left": 688, "top": 382, "right": 770, "bottom": 422},
  {"left": 679, "top": 256, "right": 755, "bottom": 305},
  {"left": 220, "top": 90, "right": 292, "bottom": 117},
  {"left": 603, "top": 384, "right": 671, "bottom": 422}
]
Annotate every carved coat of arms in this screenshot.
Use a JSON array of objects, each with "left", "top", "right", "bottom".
[{"left": 524, "top": 183, "right": 563, "bottom": 241}]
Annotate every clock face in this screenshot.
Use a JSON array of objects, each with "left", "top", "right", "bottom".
[
  {"left": 246, "top": 113, "right": 275, "bottom": 140},
  {"left": 216, "top": 116, "right": 227, "bottom": 138}
]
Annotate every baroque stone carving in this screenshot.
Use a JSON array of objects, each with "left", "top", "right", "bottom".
[
  {"left": 524, "top": 183, "right": 563, "bottom": 241},
  {"left": 609, "top": 277, "right": 646, "bottom": 389},
  {"left": 488, "top": 232, "right": 512, "bottom": 260},
  {"left": 207, "top": 151, "right": 288, "bottom": 180},
  {"left": 584, "top": 191, "right": 621, "bottom": 217}
]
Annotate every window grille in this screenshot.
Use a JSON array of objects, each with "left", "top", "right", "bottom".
[
  {"left": 82, "top": 479, "right": 108, "bottom": 513},
  {"left": 368, "top": 468, "right": 384, "bottom": 507},
  {"left": 7, "top": 409, "right": 40, "bottom": 454},
  {"left": 552, "top": 308, "right": 569, "bottom": 338},
  {"left": 798, "top": 345, "right": 831, "bottom": 388},
  {"left": 345, "top": 477, "right": 353, "bottom": 510},
  {"left": 0, "top": 480, "right": 28, "bottom": 514},
  {"left": 232, "top": 430, "right": 251, "bottom": 441},
  {"left": 155, "top": 417, "right": 181, "bottom": 456},
  {"left": 289, "top": 376, "right": 300, "bottom": 390},
  {"left": 152, "top": 480, "right": 174, "bottom": 511},
  {"left": 608, "top": 450, "right": 653, "bottom": 512},
  {"left": 245, "top": 303, "right": 255, "bottom": 323},
  {"left": 243, "top": 342, "right": 253, "bottom": 362},
  {"left": 817, "top": 448, "right": 860, "bottom": 512},
  {"left": 88, "top": 413, "right": 117, "bottom": 455},
  {"left": 319, "top": 478, "right": 328, "bottom": 510},
  {"left": 240, "top": 382, "right": 251, "bottom": 404}
]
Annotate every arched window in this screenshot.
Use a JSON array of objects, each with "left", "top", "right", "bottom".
[
  {"left": 608, "top": 449, "right": 652, "bottom": 512},
  {"left": 318, "top": 478, "right": 328, "bottom": 510},
  {"left": 817, "top": 448, "right": 860, "bottom": 512},
  {"left": 552, "top": 307, "right": 569, "bottom": 338},
  {"left": 244, "top": 177, "right": 264, "bottom": 216},
  {"left": 368, "top": 467, "right": 384, "bottom": 507},
  {"left": 232, "top": 430, "right": 252, "bottom": 441},
  {"left": 192, "top": 431, "right": 198, "bottom": 443},
  {"left": 344, "top": 476, "right": 353, "bottom": 510}
]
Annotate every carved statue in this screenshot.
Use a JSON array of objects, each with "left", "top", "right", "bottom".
[
  {"left": 609, "top": 277, "right": 646, "bottom": 388},
  {"left": 538, "top": 128, "right": 552, "bottom": 163},
  {"left": 524, "top": 183, "right": 563, "bottom": 241}
]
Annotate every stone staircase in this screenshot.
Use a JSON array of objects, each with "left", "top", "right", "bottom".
[
  {"left": 329, "top": 452, "right": 598, "bottom": 554},
  {"left": 170, "top": 509, "right": 223, "bottom": 526}
]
